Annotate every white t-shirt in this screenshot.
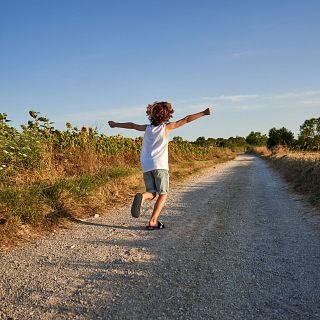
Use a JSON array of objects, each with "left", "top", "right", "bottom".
[{"left": 140, "top": 124, "right": 169, "bottom": 173}]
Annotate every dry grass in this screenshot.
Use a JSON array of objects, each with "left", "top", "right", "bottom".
[
  {"left": 248, "top": 146, "right": 272, "bottom": 157},
  {"left": 268, "top": 150, "right": 320, "bottom": 208}
]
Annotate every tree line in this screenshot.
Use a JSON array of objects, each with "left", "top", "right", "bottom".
[{"left": 175, "top": 117, "right": 320, "bottom": 151}]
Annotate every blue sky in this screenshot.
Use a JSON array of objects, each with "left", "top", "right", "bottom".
[{"left": 1, "top": 0, "right": 319, "bottom": 140}]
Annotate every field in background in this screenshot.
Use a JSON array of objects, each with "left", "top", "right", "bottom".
[
  {"left": 249, "top": 146, "right": 320, "bottom": 208},
  {"left": 0, "top": 112, "right": 237, "bottom": 250}
]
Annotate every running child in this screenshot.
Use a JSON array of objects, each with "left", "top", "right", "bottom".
[{"left": 108, "top": 102, "right": 212, "bottom": 230}]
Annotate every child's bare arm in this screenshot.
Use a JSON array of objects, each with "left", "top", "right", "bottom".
[
  {"left": 166, "top": 108, "right": 212, "bottom": 132},
  {"left": 108, "top": 121, "right": 147, "bottom": 131}
]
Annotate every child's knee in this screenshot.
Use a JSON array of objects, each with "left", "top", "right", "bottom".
[{"left": 159, "top": 193, "right": 168, "bottom": 199}]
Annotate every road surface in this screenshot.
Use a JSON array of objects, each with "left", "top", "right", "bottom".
[{"left": 1, "top": 154, "right": 320, "bottom": 319}]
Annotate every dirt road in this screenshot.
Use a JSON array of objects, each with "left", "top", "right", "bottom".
[{"left": 1, "top": 154, "right": 320, "bottom": 319}]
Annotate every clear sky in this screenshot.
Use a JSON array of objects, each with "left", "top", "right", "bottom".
[{"left": 1, "top": 0, "right": 319, "bottom": 140}]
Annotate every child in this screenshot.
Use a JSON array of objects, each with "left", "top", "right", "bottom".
[{"left": 108, "top": 102, "right": 212, "bottom": 230}]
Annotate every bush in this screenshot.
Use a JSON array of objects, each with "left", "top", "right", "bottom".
[{"left": 0, "top": 130, "right": 48, "bottom": 174}]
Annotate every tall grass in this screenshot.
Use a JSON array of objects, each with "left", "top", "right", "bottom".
[{"left": 268, "top": 151, "right": 320, "bottom": 206}]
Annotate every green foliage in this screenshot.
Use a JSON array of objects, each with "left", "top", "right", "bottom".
[
  {"left": 0, "top": 185, "right": 45, "bottom": 223},
  {"left": 172, "top": 136, "right": 183, "bottom": 142},
  {"left": 0, "top": 130, "right": 47, "bottom": 173},
  {"left": 298, "top": 117, "right": 320, "bottom": 151},
  {"left": 214, "top": 138, "right": 226, "bottom": 147},
  {"left": 267, "top": 127, "right": 295, "bottom": 149},
  {"left": 0, "top": 113, "right": 17, "bottom": 138},
  {"left": 226, "top": 136, "right": 247, "bottom": 148},
  {"left": 246, "top": 131, "right": 267, "bottom": 146},
  {"left": 194, "top": 136, "right": 248, "bottom": 151},
  {"left": 195, "top": 136, "right": 206, "bottom": 145}
]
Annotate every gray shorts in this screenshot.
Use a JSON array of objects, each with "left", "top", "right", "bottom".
[{"left": 143, "top": 169, "right": 169, "bottom": 195}]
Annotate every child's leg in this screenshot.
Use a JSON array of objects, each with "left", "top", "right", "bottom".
[
  {"left": 131, "top": 191, "right": 156, "bottom": 218},
  {"left": 148, "top": 193, "right": 168, "bottom": 226},
  {"left": 142, "top": 192, "right": 156, "bottom": 205},
  {"left": 147, "top": 169, "right": 169, "bottom": 227},
  {"left": 130, "top": 172, "right": 157, "bottom": 218}
]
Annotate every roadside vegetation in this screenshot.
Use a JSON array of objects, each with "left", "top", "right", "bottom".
[{"left": 248, "top": 117, "right": 320, "bottom": 208}]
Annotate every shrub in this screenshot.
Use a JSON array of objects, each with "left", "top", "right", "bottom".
[{"left": 0, "top": 130, "right": 48, "bottom": 174}]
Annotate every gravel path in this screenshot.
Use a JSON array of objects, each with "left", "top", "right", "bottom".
[{"left": 1, "top": 154, "right": 320, "bottom": 320}]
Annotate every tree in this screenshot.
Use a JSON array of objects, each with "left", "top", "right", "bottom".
[
  {"left": 298, "top": 117, "right": 320, "bottom": 151},
  {"left": 231, "top": 136, "right": 247, "bottom": 146},
  {"left": 267, "top": 127, "right": 295, "bottom": 149},
  {"left": 245, "top": 131, "right": 267, "bottom": 146},
  {"left": 172, "top": 136, "right": 183, "bottom": 142},
  {"left": 206, "top": 138, "right": 216, "bottom": 146},
  {"left": 215, "top": 138, "right": 227, "bottom": 147},
  {"left": 195, "top": 136, "right": 206, "bottom": 146},
  {"left": 225, "top": 136, "right": 247, "bottom": 148}
]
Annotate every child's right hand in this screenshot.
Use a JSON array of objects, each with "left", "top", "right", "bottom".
[
  {"left": 204, "top": 107, "right": 213, "bottom": 115},
  {"left": 108, "top": 121, "right": 116, "bottom": 128}
]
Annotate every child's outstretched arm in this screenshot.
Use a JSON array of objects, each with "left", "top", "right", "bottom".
[
  {"left": 166, "top": 107, "right": 212, "bottom": 132},
  {"left": 108, "top": 121, "right": 147, "bottom": 131}
]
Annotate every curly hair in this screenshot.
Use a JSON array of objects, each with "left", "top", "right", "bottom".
[{"left": 146, "top": 101, "right": 174, "bottom": 126}]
